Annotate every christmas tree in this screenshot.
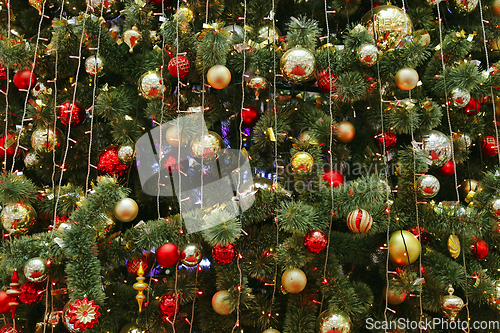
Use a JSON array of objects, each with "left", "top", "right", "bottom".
[{"left": 2, "top": 0, "right": 500, "bottom": 332}]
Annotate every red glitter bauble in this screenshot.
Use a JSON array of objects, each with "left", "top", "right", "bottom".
[
  {"left": 0, "top": 324, "right": 21, "bottom": 333},
  {"left": 304, "top": 230, "right": 327, "bottom": 253},
  {"left": 13, "top": 70, "right": 36, "bottom": 90},
  {"left": 0, "top": 291, "right": 11, "bottom": 314},
  {"left": 158, "top": 294, "right": 180, "bottom": 321},
  {"left": 409, "top": 226, "right": 430, "bottom": 244},
  {"left": 168, "top": 56, "right": 191, "bottom": 79},
  {"left": 149, "top": 0, "right": 171, "bottom": 7},
  {"left": 156, "top": 243, "right": 180, "bottom": 268},
  {"left": 482, "top": 136, "right": 499, "bottom": 157},
  {"left": 0, "top": 65, "right": 6, "bottom": 81},
  {"left": 241, "top": 105, "right": 260, "bottom": 127},
  {"left": 322, "top": 169, "right": 345, "bottom": 188},
  {"left": 471, "top": 239, "right": 489, "bottom": 259},
  {"left": 212, "top": 244, "right": 236, "bottom": 264},
  {"left": 438, "top": 160, "right": 455, "bottom": 177},
  {"left": 19, "top": 282, "right": 44, "bottom": 305},
  {"left": 0, "top": 132, "right": 17, "bottom": 160},
  {"left": 58, "top": 101, "right": 86, "bottom": 126},
  {"left": 375, "top": 131, "right": 397, "bottom": 150},
  {"left": 316, "top": 70, "right": 337, "bottom": 94},
  {"left": 126, "top": 255, "right": 150, "bottom": 276},
  {"left": 98, "top": 146, "right": 130, "bottom": 178},
  {"left": 463, "top": 98, "right": 480, "bottom": 115}
]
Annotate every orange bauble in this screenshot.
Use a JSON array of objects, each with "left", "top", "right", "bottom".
[
  {"left": 207, "top": 65, "right": 231, "bottom": 89},
  {"left": 282, "top": 268, "right": 307, "bottom": 293},
  {"left": 212, "top": 290, "right": 233, "bottom": 315},
  {"left": 334, "top": 121, "right": 355, "bottom": 144}
]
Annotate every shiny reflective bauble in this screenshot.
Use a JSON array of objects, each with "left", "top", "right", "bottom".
[
  {"left": 0, "top": 131, "right": 17, "bottom": 160},
  {"left": 139, "top": 71, "right": 168, "bottom": 99},
  {"left": 280, "top": 47, "right": 315, "bottom": 83},
  {"left": 241, "top": 105, "right": 260, "bottom": 127},
  {"left": 387, "top": 284, "right": 407, "bottom": 305},
  {"left": 357, "top": 44, "right": 378, "bottom": 67},
  {"left": 420, "top": 130, "right": 452, "bottom": 168},
  {"left": 29, "top": 0, "right": 44, "bottom": 13},
  {"left": 113, "top": 198, "right": 139, "bottom": 222},
  {"left": 19, "top": 282, "right": 44, "bottom": 305},
  {"left": 224, "top": 25, "right": 244, "bottom": 40},
  {"left": 463, "top": 98, "right": 480, "bottom": 115},
  {"left": 262, "top": 329, "right": 280, "bottom": 333},
  {"left": 159, "top": 294, "right": 180, "bottom": 320},
  {"left": 0, "top": 324, "right": 22, "bottom": 333},
  {"left": 448, "top": 234, "right": 461, "bottom": 259},
  {"left": 414, "top": 29, "right": 431, "bottom": 46},
  {"left": 253, "top": 177, "right": 274, "bottom": 191},
  {"left": 471, "top": 239, "right": 489, "bottom": 259},
  {"left": 323, "top": 169, "right": 345, "bottom": 188},
  {"left": 334, "top": 121, "right": 355, "bottom": 144},
  {"left": 190, "top": 131, "right": 223, "bottom": 160},
  {"left": 179, "top": 243, "right": 202, "bottom": 267},
  {"left": 441, "top": 286, "right": 464, "bottom": 321},
  {"left": 165, "top": 125, "right": 189, "bottom": 147},
  {"left": 123, "top": 28, "right": 142, "bottom": 53},
  {"left": 347, "top": 208, "right": 372, "bottom": 233},
  {"left": 212, "top": 244, "right": 236, "bottom": 264},
  {"left": 207, "top": 65, "right": 231, "bottom": 89},
  {"left": 395, "top": 68, "right": 419, "bottom": 90},
  {"left": 32, "top": 82, "right": 52, "bottom": 97},
  {"left": 212, "top": 290, "right": 233, "bottom": 315},
  {"left": 316, "top": 70, "right": 337, "bottom": 94},
  {"left": 98, "top": 146, "right": 130, "bottom": 178},
  {"left": 452, "top": 0, "right": 478, "bottom": 13},
  {"left": 389, "top": 230, "right": 421, "bottom": 265},
  {"left": 24, "top": 152, "right": 40, "bottom": 169},
  {"left": 0, "top": 291, "right": 11, "bottom": 314},
  {"left": 304, "top": 230, "right": 327, "bottom": 253},
  {"left": 58, "top": 101, "right": 86, "bottom": 126},
  {"left": 451, "top": 88, "right": 470, "bottom": 107},
  {"left": 168, "top": 56, "right": 191, "bottom": 79},
  {"left": 257, "top": 26, "right": 280, "bottom": 44},
  {"left": 31, "top": 127, "right": 61, "bottom": 153},
  {"left": 281, "top": 268, "right": 307, "bottom": 293},
  {"left": 492, "top": 280, "right": 500, "bottom": 310},
  {"left": 13, "top": 70, "right": 37, "bottom": 90},
  {"left": 156, "top": 243, "right": 180, "bottom": 268},
  {"left": 126, "top": 256, "right": 150, "bottom": 276},
  {"left": 375, "top": 131, "right": 397, "bottom": 150},
  {"left": 482, "top": 136, "right": 498, "bottom": 157},
  {"left": 1, "top": 202, "right": 37, "bottom": 235},
  {"left": 24, "top": 257, "right": 48, "bottom": 283},
  {"left": 316, "top": 310, "right": 351, "bottom": 333},
  {"left": 247, "top": 76, "right": 268, "bottom": 100},
  {"left": 361, "top": 5, "right": 413, "bottom": 50},
  {"left": 117, "top": 145, "right": 135, "bottom": 164},
  {"left": 459, "top": 179, "right": 479, "bottom": 199},
  {"left": 417, "top": 174, "right": 440, "bottom": 198},
  {"left": 175, "top": 6, "right": 194, "bottom": 24},
  {"left": 490, "top": 198, "right": 500, "bottom": 220},
  {"left": 119, "top": 323, "right": 146, "bottom": 333},
  {"left": 290, "top": 152, "right": 314, "bottom": 174},
  {"left": 85, "top": 55, "right": 104, "bottom": 76}
]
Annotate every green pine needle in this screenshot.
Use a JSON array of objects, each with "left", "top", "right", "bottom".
[
  {"left": 201, "top": 212, "right": 242, "bottom": 246},
  {"left": 277, "top": 201, "right": 319, "bottom": 234},
  {"left": 285, "top": 16, "right": 321, "bottom": 51},
  {"left": 0, "top": 173, "right": 37, "bottom": 205}
]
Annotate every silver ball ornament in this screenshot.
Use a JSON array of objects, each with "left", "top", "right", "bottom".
[
  {"left": 420, "top": 130, "right": 452, "bottom": 168},
  {"left": 417, "top": 174, "right": 440, "bottom": 198}
]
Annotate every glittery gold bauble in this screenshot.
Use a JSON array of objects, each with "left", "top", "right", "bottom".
[
  {"left": 123, "top": 27, "right": 142, "bottom": 53},
  {"left": 24, "top": 257, "right": 47, "bottom": 283},
  {"left": 190, "top": 131, "right": 223, "bottom": 160},
  {"left": 117, "top": 145, "right": 135, "bottom": 164},
  {"left": 451, "top": 88, "right": 470, "bottom": 107},
  {"left": 420, "top": 130, "right": 452, "bottom": 168},
  {"left": 441, "top": 285, "right": 464, "bottom": 321},
  {"left": 31, "top": 127, "right": 61, "bottom": 153},
  {"left": 247, "top": 75, "right": 268, "bottom": 100},
  {"left": 207, "top": 65, "right": 231, "bottom": 89},
  {"left": 361, "top": 5, "right": 413, "bottom": 51},
  {"left": 281, "top": 268, "right": 307, "bottom": 293},
  {"left": 395, "top": 68, "right": 419, "bottom": 90},
  {"left": 212, "top": 290, "right": 234, "bottom": 315},
  {"left": 119, "top": 323, "right": 145, "bottom": 333},
  {"left": 113, "top": 198, "right": 139, "bottom": 222},
  {"left": 280, "top": 47, "right": 315, "bottom": 83},
  {"left": 316, "top": 310, "right": 351, "bottom": 333},
  {"left": 414, "top": 29, "right": 431, "bottom": 47},
  {"left": 389, "top": 230, "right": 421, "bottom": 265},
  {"left": 334, "top": 121, "right": 355, "bottom": 144},
  {"left": 453, "top": 0, "right": 478, "bottom": 13},
  {"left": 85, "top": 55, "right": 104, "bottom": 76},
  {"left": 448, "top": 234, "right": 461, "bottom": 259},
  {"left": 290, "top": 152, "right": 314, "bottom": 174},
  {"left": 460, "top": 179, "right": 479, "bottom": 199},
  {"left": 258, "top": 26, "right": 281, "bottom": 44},
  {"left": 1, "top": 202, "right": 37, "bottom": 235},
  {"left": 179, "top": 243, "right": 202, "bottom": 267},
  {"left": 24, "top": 152, "right": 40, "bottom": 169},
  {"left": 357, "top": 44, "right": 378, "bottom": 67},
  {"left": 175, "top": 6, "right": 194, "bottom": 24},
  {"left": 262, "top": 329, "right": 280, "bottom": 333},
  {"left": 416, "top": 174, "right": 440, "bottom": 198},
  {"left": 139, "top": 71, "right": 168, "bottom": 99},
  {"left": 492, "top": 0, "right": 500, "bottom": 16},
  {"left": 165, "top": 125, "right": 189, "bottom": 147}
]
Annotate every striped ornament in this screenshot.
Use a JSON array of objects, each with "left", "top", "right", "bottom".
[{"left": 347, "top": 209, "right": 372, "bottom": 233}]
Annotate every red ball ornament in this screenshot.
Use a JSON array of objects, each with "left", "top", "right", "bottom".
[
  {"left": 0, "top": 291, "right": 11, "bottom": 314},
  {"left": 375, "top": 131, "right": 397, "bottom": 150},
  {"left": 159, "top": 294, "right": 180, "bottom": 322},
  {"left": 0, "top": 324, "right": 21, "bottom": 333},
  {"left": 471, "top": 239, "right": 489, "bottom": 259},
  {"left": 19, "top": 282, "right": 44, "bottom": 305},
  {"left": 304, "top": 230, "right": 327, "bottom": 253},
  {"left": 212, "top": 244, "right": 236, "bottom": 264},
  {"left": 13, "top": 70, "right": 36, "bottom": 90},
  {"left": 482, "top": 136, "right": 499, "bottom": 156},
  {"left": 241, "top": 105, "right": 260, "bottom": 127},
  {"left": 0, "top": 65, "right": 6, "bottom": 81},
  {"left": 316, "top": 70, "right": 337, "bottom": 94},
  {"left": 58, "top": 101, "right": 86, "bottom": 126},
  {"left": 168, "top": 56, "right": 191, "bottom": 79},
  {"left": 156, "top": 243, "right": 180, "bottom": 268},
  {"left": 463, "top": 98, "right": 480, "bottom": 115},
  {"left": 347, "top": 209, "right": 373, "bottom": 233},
  {"left": 98, "top": 146, "right": 130, "bottom": 178},
  {"left": 127, "top": 256, "right": 150, "bottom": 276},
  {"left": 323, "top": 169, "right": 345, "bottom": 188},
  {"left": 0, "top": 132, "right": 17, "bottom": 160},
  {"left": 149, "top": 0, "right": 171, "bottom": 7},
  {"left": 438, "top": 160, "right": 455, "bottom": 177}
]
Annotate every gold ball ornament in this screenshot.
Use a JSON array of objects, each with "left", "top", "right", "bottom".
[
  {"left": 207, "top": 65, "right": 231, "bottom": 89},
  {"left": 190, "top": 131, "right": 223, "bottom": 160},
  {"left": 119, "top": 323, "right": 146, "bottom": 333},
  {"left": 24, "top": 257, "right": 48, "bottom": 283},
  {"left": 451, "top": 88, "right": 470, "bottom": 108},
  {"left": 247, "top": 75, "right": 269, "bottom": 100},
  {"left": 139, "top": 71, "right": 168, "bottom": 99},
  {"left": 281, "top": 268, "right": 307, "bottom": 293},
  {"left": 395, "top": 68, "right": 419, "bottom": 90},
  {"left": 212, "top": 290, "right": 234, "bottom": 315},
  {"left": 117, "top": 145, "right": 135, "bottom": 165},
  {"left": 31, "top": 127, "right": 61, "bottom": 153},
  {"left": 290, "top": 152, "right": 314, "bottom": 174},
  {"left": 386, "top": 281, "right": 407, "bottom": 305},
  {"left": 416, "top": 174, "right": 440, "bottom": 198},
  {"left": 85, "top": 55, "right": 104, "bottom": 76},
  {"left": 389, "top": 230, "right": 421, "bottom": 265},
  {"left": 165, "top": 125, "right": 189, "bottom": 147},
  {"left": 441, "top": 285, "right": 464, "bottom": 321},
  {"left": 459, "top": 179, "right": 479, "bottom": 200},
  {"left": 420, "top": 130, "right": 452, "bottom": 168},
  {"left": 24, "top": 152, "right": 40, "bottom": 169},
  {"left": 262, "top": 330, "right": 280, "bottom": 333},
  {"left": 414, "top": 29, "right": 431, "bottom": 47},
  {"left": 316, "top": 310, "right": 351, "bottom": 333},
  {"left": 123, "top": 27, "right": 142, "bottom": 53},
  {"left": 179, "top": 243, "right": 202, "bottom": 267},
  {"left": 448, "top": 234, "right": 461, "bottom": 259},
  {"left": 113, "top": 198, "right": 139, "bottom": 222},
  {"left": 334, "top": 121, "right": 355, "bottom": 144},
  {"left": 175, "top": 6, "right": 194, "bottom": 25},
  {"left": 361, "top": 5, "right": 413, "bottom": 51},
  {"left": 258, "top": 25, "right": 281, "bottom": 44},
  {"left": 357, "top": 44, "right": 378, "bottom": 67},
  {"left": 492, "top": 0, "right": 500, "bottom": 16},
  {"left": 280, "top": 47, "right": 315, "bottom": 83},
  {"left": 1, "top": 202, "right": 37, "bottom": 235},
  {"left": 452, "top": 0, "right": 478, "bottom": 13}
]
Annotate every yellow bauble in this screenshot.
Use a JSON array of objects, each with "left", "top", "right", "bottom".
[
  {"left": 448, "top": 234, "right": 461, "bottom": 259},
  {"left": 361, "top": 5, "right": 413, "bottom": 51},
  {"left": 119, "top": 323, "right": 146, "bottom": 333},
  {"left": 389, "top": 230, "right": 421, "bottom": 265},
  {"left": 290, "top": 152, "right": 314, "bottom": 174},
  {"left": 395, "top": 68, "right": 419, "bottom": 90},
  {"left": 414, "top": 29, "right": 431, "bottom": 47},
  {"left": 1, "top": 202, "right": 37, "bottom": 235},
  {"left": 282, "top": 268, "right": 307, "bottom": 293},
  {"left": 212, "top": 290, "right": 234, "bottom": 315},
  {"left": 191, "top": 131, "right": 223, "bottom": 160},
  {"left": 114, "top": 198, "right": 139, "bottom": 222},
  {"left": 207, "top": 65, "right": 231, "bottom": 89},
  {"left": 165, "top": 125, "right": 189, "bottom": 147},
  {"left": 334, "top": 121, "right": 355, "bottom": 144},
  {"left": 493, "top": 0, "right": 500, "bottom": 16},
  {"left": 262, "top": 329, "right": 280, "bottom": 333}
]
